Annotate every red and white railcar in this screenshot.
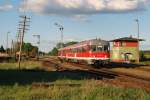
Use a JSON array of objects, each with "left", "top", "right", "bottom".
[{"left": 58, "top": 39, "right": 110, "bottom": 65}]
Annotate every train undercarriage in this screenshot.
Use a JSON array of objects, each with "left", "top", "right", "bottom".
[{"left": 58, "top": 57, "right": 110, "bottom": 67}]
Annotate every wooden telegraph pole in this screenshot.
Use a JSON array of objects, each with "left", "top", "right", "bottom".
[{"left": 18, "top": 15, "right": 30, "bottom": 69}]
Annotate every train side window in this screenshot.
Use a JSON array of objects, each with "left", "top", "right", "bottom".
[
  {"left": 83, "top": 45, "right": 89, "bottom": 52},
  {"left": 78, "top": 47, "right": 82, "bottom": 52},
  {"left": 77, "top": 48, "right": 79, "bottom": 52},
  {"left": 104, "top": 45, "right": 109, "bottom": 51},
  {"left": 72, "top": 48, "right": 76, "bottom": 53},
  {"left": 82, "top": 47, "right": 86, "bottom": 52},
  {"left": 91, "top": 45, "right": 96, "bottom": 52},
  {"left": 74, "top": 48, "right": 77, "bottom": 53}
]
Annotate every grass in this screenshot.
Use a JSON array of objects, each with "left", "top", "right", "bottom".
[
  {"left": 0, "top": 61, "right": 150, "bottom": 100},
  {"left": 140, "top": 52, "right": 150, "bottom": 66},
  {"left": 144, "top": 54, "right": 150, "bottom": 59},
  {"left": 0, "top": 61, "right": 41, "bottom": 70},
  {"left": 0, "top": 80, "right": 149, "bottom": 100},
  {"left": 140, "top": 61, "right": 150, "bottom": 66},
  {"left": 140, "top": 53, "right": 150, "bottom": 65}
]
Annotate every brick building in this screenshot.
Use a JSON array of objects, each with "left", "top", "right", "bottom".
[{"left": 110, "top": 37, "right": 144, "bottom": 63}]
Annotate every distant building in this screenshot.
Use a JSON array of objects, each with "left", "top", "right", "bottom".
[
  {"left": 0, "top": 53, "right": 9, "bottom": 57},
  {"left": 110, "top": 36, "right": 144, "bottom": 63}
]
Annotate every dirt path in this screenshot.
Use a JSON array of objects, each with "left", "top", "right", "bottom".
[{"left": 109, "top": 68, "right": 150, "bottom": 81}]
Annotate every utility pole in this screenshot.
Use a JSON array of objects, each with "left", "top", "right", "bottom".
[
  {"left": 54, "top": 23, "right": 64, "bottom": 48},
  {"left": 11, "top": 40, "right": 14, "bottom": 56},
  {"left": 6, "top": 32, "right": 10, "bottom": 54},
  {"left": 33, "top": 34, "right": 40, "bottom": 60},
  {"left": 17, "top": 15, "right": 30, "bottom": 69}
]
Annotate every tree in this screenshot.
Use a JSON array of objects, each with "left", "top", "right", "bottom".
[
  {"left": 29, "top": 47, "right": 38, "bottom": 57},
  {"left": 49, "top": 41, "right": 78, "bottom": 56},
  {"left": 0, "top": 45, "right": 5, "bottom": 53},
  {"left": 56, "top": 41, "right": 78, "bottom": 49},
  {"left": 22, "top": 43, "right": 33, "bottom": 56},
  {"left": 49, "top": 47, "right": 58, "bottom": 56},
  {"left": 23, "top": 43, "right": 38, "bottom": 57},
  {"left": 64, "top": 41, "right": 78, "bottom": 47},
  {"left": 140, "top": 51, "right": 146, "bottom": 61},
  {"left": 56, "top": 42, "right": 65, "bottom": 49},
  {"left": 14, "top": 42, "right": 38, "bottom": 58}
]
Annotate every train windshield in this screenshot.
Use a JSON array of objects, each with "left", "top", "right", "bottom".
[{"left": 91, "top": 45, "right": 109, "bottom": 52}]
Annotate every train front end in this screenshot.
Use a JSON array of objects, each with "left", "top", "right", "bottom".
[{"left": 88, "top": 39, "right": 110, "bottom": 65}]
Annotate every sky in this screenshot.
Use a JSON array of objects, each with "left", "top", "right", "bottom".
[{"left": 0, "top": 0, "right": 150, "bottom": 52}]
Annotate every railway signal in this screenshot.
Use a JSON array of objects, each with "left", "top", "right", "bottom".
[
  {"left": 33, "top": 34, "right": 40, "bottom": 60},
  {"left": 135, "top": 19, "right": 140, "bottom": 39},
  {"left": 135, "top": 19, "right": 140, "bottom": 63},
  {"left": 6, "top": 31, "right": 10, "bottom": 54},
  {"left": 54, "top": 23, "right": 64, "bottom": 48}
]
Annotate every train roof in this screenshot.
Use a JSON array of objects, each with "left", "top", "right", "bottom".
[{"left": 59, "top": 39, "right": 109, "bottom": 51}]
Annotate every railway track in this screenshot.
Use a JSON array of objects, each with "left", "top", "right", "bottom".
[
  {"left": 32, "top": 57, "right": 150, "bottom": 91},
  {"left": 64, "top": 62, "right": 150, "bottom": 82},
  {"left": 41, "top": 59, "right": 117, "bottom": 79},
  {"left": 42, "top": 57, "right": 150, "bottom": 82}
]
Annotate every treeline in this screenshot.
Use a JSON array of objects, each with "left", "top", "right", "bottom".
[
  {"left": 0, "top": 46, "right": 5, "bottom": 53},
  {"left": 140, "top": 50, "right": 150, "bottom": 61},
  {"left": 49, "top": 41, "right": 78, "bottom": 56},
  {"left": 0, "top": 42, "right": 45, "bottom": 58},
  {"left": 141, "top": 50, "right": 150, "bottom": 54},
  {"left": 21, "top": 43, "right": 38, "bottom": 57}
]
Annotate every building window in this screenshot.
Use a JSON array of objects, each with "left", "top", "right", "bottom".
[{"left": 123, "top": 42, "right": 126, "bottom": 46}]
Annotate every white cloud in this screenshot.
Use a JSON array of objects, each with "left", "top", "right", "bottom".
[
  {"left": 0, "top": 4, "right": 13, "bottom": 11},
  {"left": 21, "top": 0, "right": 150, "bottom": 16}
]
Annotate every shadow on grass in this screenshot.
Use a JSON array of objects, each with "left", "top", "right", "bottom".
[{"left": 0, "top": 69, "right": 116, "bottom": 85}]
